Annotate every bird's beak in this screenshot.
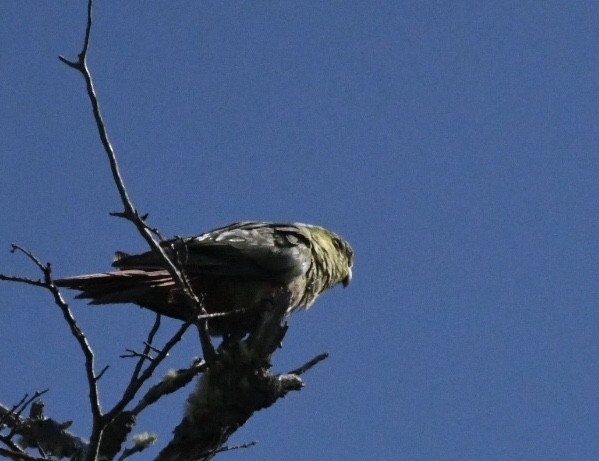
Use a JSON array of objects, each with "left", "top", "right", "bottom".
[{"left": 342, "top": 268, "right": 352, "bottom": 287}]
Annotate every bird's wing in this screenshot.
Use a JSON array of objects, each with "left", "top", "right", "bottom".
[{"left": 112, "top": 222, "right": 312, "bottom": 281}]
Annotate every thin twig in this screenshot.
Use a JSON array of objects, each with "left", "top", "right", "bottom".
[
  {"left": 0, "top": 244, "right": 50, "bottom": 288},
  {"left": 0, "top": 447, "right": 47, "bottom": 461},
  {"left": 1, "top": 390, "right": 49, "bottom": 435},
  {"left": 288, "top": 352, "right": 330, "bottom": 376},
  {"left": 94, "top": 365, "right": 110, "bottom": 382},
  {"left": 195, "top": 439, "right": 257, "bottom": 460},
  {"left": 106, "top": 318, "right": 194, "bottom": 420},
  {"left": 0, "top": 274, "right": 46, "bottom": 288},
  {"left": 195, "top": 306, "right": 250, "bottom": 320},
  {"left": 142, "top": 341, "right": 162, "bottom": 354},
  {"left": 214, "top": 441, "right": 257, "bottom": 454},
  {"left": 110, "top": 213, "right": 167, "bottom": 242},
  {"left": 120, "top": 350, "right": 155, "bottom": 361},
  {"left": 10, "top": 244, "right": 46, "bottom": 272},
  {"left": 42, "top": 268, "right": 103, "bottom": 430},
  {"left": 127, "top": 314, "right": 161, "bottom": 384},
  {"left": 0, "top": 394, "right": 28, "bottom": 428}
]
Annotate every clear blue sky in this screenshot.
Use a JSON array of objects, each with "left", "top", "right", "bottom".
[{"left": 1, "top": 2, "right": 598, "bottom": 460}]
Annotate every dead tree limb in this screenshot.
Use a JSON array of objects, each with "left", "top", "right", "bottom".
[{"left": 156, "top": 290, "right": 328, "bottom": 461}]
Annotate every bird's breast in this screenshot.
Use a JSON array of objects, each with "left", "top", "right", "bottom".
[{"left": 185, "top": 275, "right": 307, "bottom": 336}]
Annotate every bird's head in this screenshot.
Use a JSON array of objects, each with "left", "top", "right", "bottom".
[{"left": 306, "top": 225, "right": 354, "bottom": 290}]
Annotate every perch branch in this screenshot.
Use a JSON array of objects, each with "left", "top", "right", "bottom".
[{"left": 154, "top": 289, "right": 323, "bottom": 461}]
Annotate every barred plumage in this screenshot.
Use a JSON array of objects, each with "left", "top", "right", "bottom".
[{"left": 55, "top": 222, "right": 353, "bottom": 336}]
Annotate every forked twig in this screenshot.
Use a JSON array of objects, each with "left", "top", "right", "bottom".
[
  {"left": 127, "top": 314, "right": 162, "bottom": 382},
  {"left": 1, "top": 244, "right": 103, "bottom": 433}
]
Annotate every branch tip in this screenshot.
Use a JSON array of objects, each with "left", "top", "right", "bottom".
[
  {"left": 289, "top": 352, "right": 330, "bottom": 376},
  {"left": 95, "top": 365, "right": 109, "bottom": 382}
]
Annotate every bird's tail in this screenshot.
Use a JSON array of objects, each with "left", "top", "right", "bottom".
[{"left": 54, "top": 269, "right": 174, "bottom": 306}]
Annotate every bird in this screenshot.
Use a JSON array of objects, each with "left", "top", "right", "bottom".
[{"left": 55, "top": 221, "right": 353, "bottom": 336}]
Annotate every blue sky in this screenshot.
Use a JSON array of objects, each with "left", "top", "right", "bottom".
[{"left": 1, "top": 2, "right": 598, "bottom": 460}]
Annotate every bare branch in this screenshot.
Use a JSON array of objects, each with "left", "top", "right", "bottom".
[
  {"left": 42, "top": 268, "right": 103, "bottom": 431},
  {"left": 58, "top": 1, "right": 221, "bottom": 455},
  {"left": 1, "top": 243, "right": 103, "bottom": 435},
  {"left": 0, "top": 274, "right": 47, "bottom": 288},
  {"left": 10, "top": 244, "right": 46, "bottom": 272},
  {"left": 0, "top": 274, "right": 46, "bottom": 288},
  {"left": 0, "top": 244, "right": 51, "bottom": 288},
  {"left": 59, "top": 0, "right": 215, "bottom": 367}
]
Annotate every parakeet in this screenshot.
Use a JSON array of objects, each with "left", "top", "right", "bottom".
[{"left": 55, "top": 221, "right": 353, "bottom": 336}]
